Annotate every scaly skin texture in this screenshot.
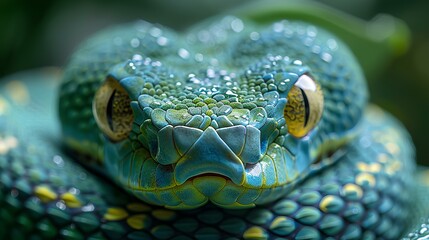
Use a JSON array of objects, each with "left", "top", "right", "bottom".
[
  {"left": 59, "top": 17, "right": 367, "bottom": 209},
  {"left": 0, "top": 16, "right": 427, "bottom": 239}
]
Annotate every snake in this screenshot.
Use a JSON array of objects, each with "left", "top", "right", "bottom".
[{"left": 1, "top": 10, "right": 429, "bottom": 240}]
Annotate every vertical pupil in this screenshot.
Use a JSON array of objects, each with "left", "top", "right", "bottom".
[
  {"left": 107, "top": 89, "right": 116, "bottom": 131},
  {"left": 300, "top": 88, "right": 310, "bottom": 127}
]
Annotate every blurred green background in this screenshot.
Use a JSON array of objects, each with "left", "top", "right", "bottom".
[{"left": 0, "top": 0, "right": 428, "bottom": 165}]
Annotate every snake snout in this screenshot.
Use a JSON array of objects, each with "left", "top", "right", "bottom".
[
  {"left": 173, "top": 129, "right": 244, "bottom": 184},
  {"left": 170, "top": 125, "right": 266, "bottom": 186}
]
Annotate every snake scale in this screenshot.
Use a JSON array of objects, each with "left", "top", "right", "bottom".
[{"left": 1, "top": 12, "right": 429, "bottom": 240}]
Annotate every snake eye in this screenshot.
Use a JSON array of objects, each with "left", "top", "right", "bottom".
[
  {"left": 284, "top": 74, "right": 323, "bottom": 138},
  {"left": 93, "top": 77, "right": 134, "bottom": 141}
]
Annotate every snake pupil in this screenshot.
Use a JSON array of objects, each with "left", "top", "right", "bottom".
[
  {"left": 106, "top": 89, "right": 116, "bottom": 131},
  {"left": 301, "top": 88, "right": 310, "bottom": 127},
  {"left": 93, "top": 78, "right": 134, "bottom": 141}
]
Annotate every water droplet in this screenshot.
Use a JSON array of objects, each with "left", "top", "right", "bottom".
[
  {"left": 327, "top": 39, "right": 338, "bottom": 50},
  {"left": 53, "top": 155, "right": 64, "bottom": 166},
  {"left": 178, "top": 48, "right": 190, "bottom": 59},
  {"left": 195, "top": 53, "right": 204, "bottom": 62},
  {"left": 206, "top": 68, "right": 215, "bottom": 78},
  {"left": 150, "top": 27, "right": 162, "bottom": 37},
  {"left": 132, "top": 54, "right": 143, "bottom": 61},
  {"left": 250, "top": 32, "right": 260, "bottom": 41},
  {"left": 151, "top": 61, "right": 162, "bottom": 67},
  {"left": 130, "top": 38, "right": 140, "bottom": 48},
  {"left": 273, "top": 22, "right": 284, "bottom": 32},
  {"left": 56, "top": 201, "right": 66, "bottom": 210},
  {"left": 189, "top": 78, "right": 201, "bottom": 84},
  {"left": 143, "top": 57, "right": 152, "bottom": 65},
  {"left": 263, "top": 91, "right": 279, "bottom": 106},
  {"left": 125, "top": 60, "right": 137, "bottom": 73},
  {"left": 293, "top": 60, "right": 302, "bottom": 65},
  {"left": 82, "top": 204, "right": 95, "bottom": 212},
  {"left": 278, "top": 82, "right": 287, "bottom": 92},
  {"left": 312, "top": 45, "right": 321, "bottom": 54},
  {"left": 231, "top": 18, "right": 244, "bottom": 32},
  {"left": 306, "top": 26, "right": 317, "bottom": 37},
  {"left": 226, "top": 90, "right": 237, "bottom": 97},
  {"left": 157, "top": 36, "right": 168, "bottom": 46},
  {"left": 69, "top": 187, "right": 80, "bottom": 195},
  {"left": 321, "top": 52, "right": 332, "bottom": 62}
]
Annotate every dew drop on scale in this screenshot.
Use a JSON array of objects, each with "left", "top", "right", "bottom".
[
  {"left": 157, "top": 37, "right": 168, "bottom": 46},
  {"left": 178, "top": 48, "right": 190, "bottom": 59},
  {"left": 130, "top": 38, "right": 140, "bottom": 48},
  {"left": 231, "top": 18, "right": 244, "bottom": 32},
  {"left": 149, "top": 27, "right": 162, "bottom": 37}
]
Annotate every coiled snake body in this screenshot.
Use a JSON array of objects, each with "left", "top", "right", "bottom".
[{"left": 0, "top": 15, "right": 428, "bottom": 239}]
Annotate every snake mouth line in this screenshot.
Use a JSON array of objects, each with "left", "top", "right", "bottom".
[{"left": 188, "top": 173, "right": 231, "bottom": 180}]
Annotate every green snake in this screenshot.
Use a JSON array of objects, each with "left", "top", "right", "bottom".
[{"left": 1, "top": 10, "right": 429, "bottom": 240}]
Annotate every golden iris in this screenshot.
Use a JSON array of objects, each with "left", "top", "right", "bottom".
[
  {"left": 93, "top": 78, "right": 133, "bottom": 141},
  {"left": 284, "top": 75, "right": 324, "bottom": 138}
]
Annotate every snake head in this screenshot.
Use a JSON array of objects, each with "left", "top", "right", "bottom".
[{"left": 82, "top": 17, "right": 367, "bottom": 209}]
